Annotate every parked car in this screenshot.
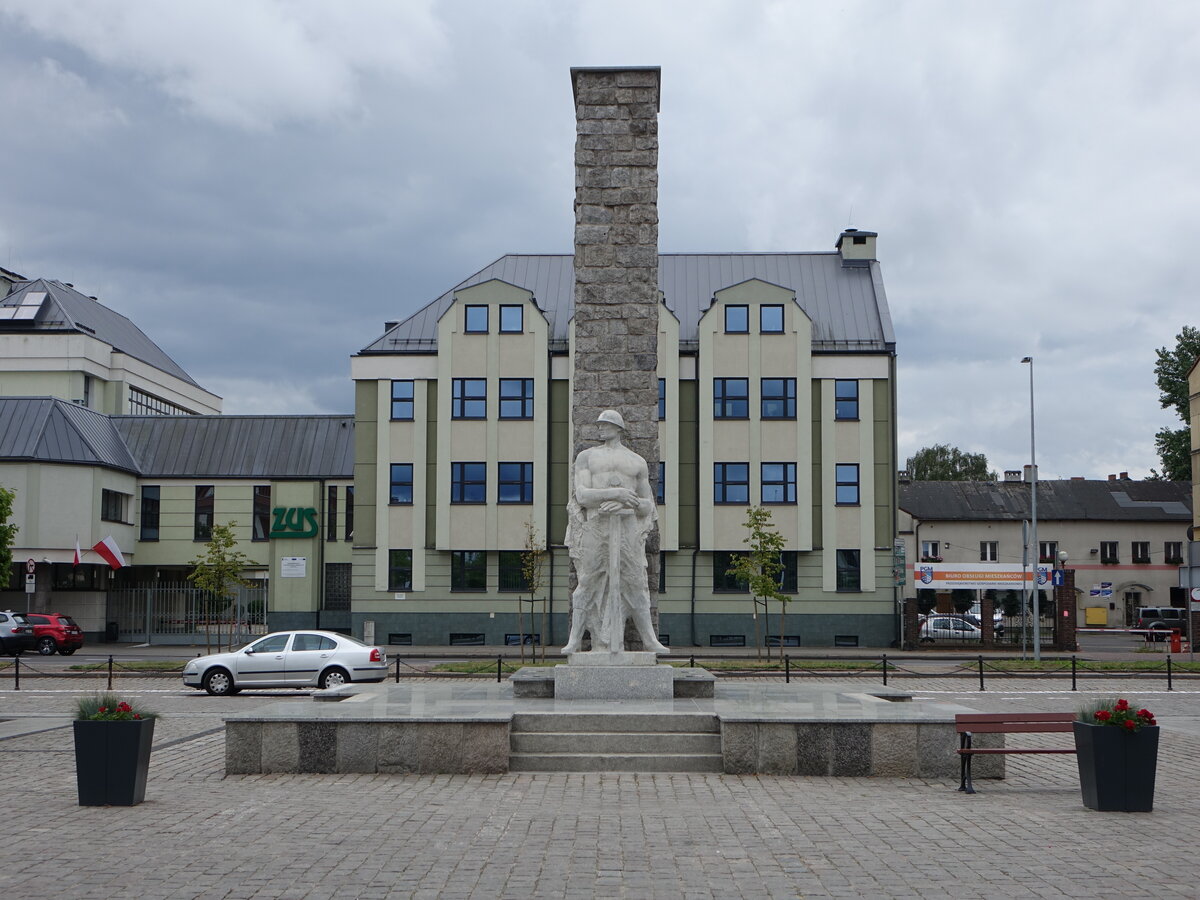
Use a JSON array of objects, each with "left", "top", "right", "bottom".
[
  {"left": 919, "top": 615, "right": 982, "bottom": 642},
  {"left": 23, "top": 612, "right": 84, "bottom": 655},
  {"left": 182, "top": 630, "right": 388, "bottom": 696},
  {"left": 1135, "top": 606, "right": 1189, "bottom": 640},
  {"left": 0, "top": 611, "right": 37, "bottom": 655}
]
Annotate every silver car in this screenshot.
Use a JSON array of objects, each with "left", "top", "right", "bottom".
[{"left": 183, "top": 630, "right": 388, "bottom": 695}]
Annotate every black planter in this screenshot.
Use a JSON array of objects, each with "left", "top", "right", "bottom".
[
  {"left": 73, "top": 718, "right": 156, "bottom": 806},
  {"left": 1073, "top": 721, "right": 1158, "bottom": 812}
]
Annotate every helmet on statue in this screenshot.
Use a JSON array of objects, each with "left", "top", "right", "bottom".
[{"left": 596, "top": 409, "right": 626, "bottom": 430}]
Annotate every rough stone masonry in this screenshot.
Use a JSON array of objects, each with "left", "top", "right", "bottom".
[{"left": 570, "top": 66, "right": 662, "bottom": 636}]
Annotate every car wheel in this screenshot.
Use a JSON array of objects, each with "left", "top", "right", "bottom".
[
  {"left": 59, "top": 648, "right": 77, "bottom": 656},
  {"left": 37, "top": 637, "right": 57, "bottom": 655},
  {"left": 319, "top": 667, "right": 350, "bottom": 689},
  {"left": 203, "top": 668, "right": 235, "bottom": 696}
]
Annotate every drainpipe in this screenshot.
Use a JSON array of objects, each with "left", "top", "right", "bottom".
[{"left": 690, "top": 547, "right": 700, "bottom": 647}]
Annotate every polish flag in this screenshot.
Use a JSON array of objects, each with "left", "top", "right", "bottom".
[
  {"left": 73, "top": 536, "right": 82, "bottom": 566},
  {"left": 92, "top": 536, "right": 126, "bottom": 570}
]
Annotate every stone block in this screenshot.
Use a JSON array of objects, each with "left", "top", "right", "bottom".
[
  {"left": 377, "top": 722, "right": 419, "bottom": 774},
  {"left": 225, "top": 721, "right": 262, "bottom": 774},
  {"left": 461, "top": 723, "right": 509, "bottom": 774},
  {"left": 795, "top": 723, "right": 833, "bottom": 775},
  {"left": 567, "top": 650, "right": 659, "bottom": 666},
  {"left": 553, "top": 663, "right": 674, "bottom": 700},
  {"left": 831, "top": 723, "right": 872, "bottom": 776},
  {"left": 297, "top": 721, "right": 337, "bottom": 773},
  {"left": 871, "top": 723, "right": 919, "bottom": 776},
  {"left": 916, "top": 723, "right": 961, "bottom": 778},
  {"left": 261, "top": 722, "right": 300, "bottom": 774},
  {"left": 756, "top": 723, "right": 799, "bottom": 775},
  {"left": 336, "top": 722, "right": 379, "bottom": 774},
  {"left": 721, "top": 723, "right": 758, "bottom": 774},
  {"left": 418, "top": 723, "right": 465, "bottom": 773}
]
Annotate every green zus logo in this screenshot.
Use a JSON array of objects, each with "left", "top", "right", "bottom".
[{"left": 270, "top": 507, "right": 318, "bottom": 539}]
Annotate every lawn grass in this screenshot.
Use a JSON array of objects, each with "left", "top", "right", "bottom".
[{"left": 67, "top": 660, "right": 190, "bottom": 673}]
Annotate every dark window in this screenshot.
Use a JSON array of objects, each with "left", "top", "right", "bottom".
[
  {"left": 761, "top": 378, "right": 796, "bottom": 419},
  {"left": 390, "top": 380, "right": 414, "bottom": 420},
  {"left": 656, "top": 461, "right": 665, "bottom": 505},
  {"left": 498, "top": 551, "right": 530, "bottom": 591},
  {"left": 658, "top": 378, "right": 666, "bottom": 420},
  {"left": 725, "top": 305, "right": 749, "bottom": 333},
  {"left": 1100, "top": 541, "right": 1119, "bottom": 564},
  {"left": 505, "top": 633, "right": 540, "bottom": 646},
  {"left": 449, "top": 632, "right": 486, "bottom": 645},
  {"left": 710, "top": 634, "right": 747, "bottom": 647},
  {"left": 659, "top": 550, "right": 667, "bottom": 593},
  {"left": 451, "top": 462, "right": 486, "bottom": 503},
  {"left": 101, "top": 489, "right": 127, "bottom": 523},
  {"left": 326, "top": 485, "right": 338, "bottom": 541},
  {"left": 451, "top": 550, "right": 487, "bottom": 591},
  {"left": 498, "top": 462, "right": 533, "bottom": 504},
  {"left": 980, "top": 541, "right": 998, "bottom": 562},
  {"left": 760, "top": 304, "right": 784, "bottom": 333},
  {"left": 714, "top": 378, "right": 749, "bottom": 419},
  {"left": 345, "top": 486, "right": 354, "bottom": 542},
  {"left": 921, "top": 541, "right": 940, "bottom": 560},
  {"left": 390, "top": 464, "right": 413, "bottom": 505},
  {"left": 834, "top": 380, "right": 859, "bottom": 420},
  {"left": 714, "top": 463, "right": 750, "bottom": 504},
  {"left": 52, "top": 564, "right": 105, "bottom": 590},
  {"left": 761, "top": 462, "right": 796, "bottom": 504},
  {"left": 464, "top": 305, "right": 488, "bottom": 333},
  {"left": 1165, "top": 541, "right": 1183, "bottom": 563},
  {"left": 835, "top": 464, "right": 860, "bottom": 505},
  {"left": 1132, "top": 542, "right": 1151, "bottom": 564},
  {"left": 452, "top": 378, "right": 487, "bottom": 419},
  {"left": 836, "top": 549, "right": 861, "bottom": 591},
  {"left": 139, "top": 486, "right": 160, "bottom": 541},
  {"left": 194, "top": 485, "right": 214, "bottom": 542},
  {"left": 253, "top": 485, "right": 271, "bottom": 542},
  {"left": 387, "top": 550, "right": 412, "bottom": 592},
  {"left": 1039, "top": 541, "right": 1058, "bottom": 563},
  {"left": 713, "top": 550, "right": 748, "bottom": 592},
  {"left": 499, "top": 304, "right": 523, "bottom": 333},
  {"left": 498, "top": 378, "right": 534, "bottom": 419},
  {"left": 324, "top": 562, "right": 351, "bottom": 609},
  {"left": 777, "top": 551, "right": 798, "bottom": 593}
]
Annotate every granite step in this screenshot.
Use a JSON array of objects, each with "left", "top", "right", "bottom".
[
  {"left": 510, "top": 713, "right": 719, "bottom": 734},
  {"left": 511, "top": 730, "right": 722, "bottom": 755},
  {"left": 508, "top": 712, "right": 724, "bottom": 772},
  {"left": 508, "top": 752, "right": 724, "bottom": 773}
]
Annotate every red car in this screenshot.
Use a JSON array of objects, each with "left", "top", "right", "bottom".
[{"left": 23, "top": 613, "right": 84, "bottom": 655}]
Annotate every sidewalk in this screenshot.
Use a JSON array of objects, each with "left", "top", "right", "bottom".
[{"left": 2, "top": 676, "right": 1199, "bottom": 898}]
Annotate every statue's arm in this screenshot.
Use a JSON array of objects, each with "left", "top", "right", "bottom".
[
  {"left": 575, "top": 451, "right": 640, "bottom": 508},
  {"left": 633, "top": 459, "right": 655, "bottom": 516}
]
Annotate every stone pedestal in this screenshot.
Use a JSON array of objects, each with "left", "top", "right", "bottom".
[{"left": 553, "top": 656, "right": 675, "bottom": 700}]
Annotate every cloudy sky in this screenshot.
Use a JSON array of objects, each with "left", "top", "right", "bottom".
[{"left": 2, "top": 1, "right": 1196, "bottom": 480}]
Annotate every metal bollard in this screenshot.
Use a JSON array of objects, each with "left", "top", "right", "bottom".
[
  {"left": 978, "top": 655, "right": 985, "bottom": 691},
  {"left": 108, "top": 655, "right": 114, "bottom": 691},
  {"left": 395, "top": 656, "right": 400, "bottom": 683},
  {"left": 689, "top": 655, "right": 695, "bottom": 668},
  {"left": 13, "top": 654, "right": 18, "bottom": 691},
  {"left": 496, "top": 655, "right": 502, "bottom": 683},
  {"left": 1071, "top": 656, "right": 1077, "bottom": 692},
  {"left": 1167, "top": 656, "right": 1173, "bottom": 692},
  {"left": 785, "top": 654, "right": 790, "bottom": 684},
  {"left": 882, "top": 653, "right": 888, "bottom": 687}
]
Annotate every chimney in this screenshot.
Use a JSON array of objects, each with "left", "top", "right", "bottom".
[
  {"left": 1023, "top": 464, "right": 1037, "bottom": 483},
  {"left": 384, "top": 320, "right": 399, "bottom": 332},
  {"left": 836, "top": 228, "right": 877, "bottom": 266},
  {"left": 1003, "top": 470, "right": 1022, "bottom": 483},
  {"left": 1108, "top": 474, "right": 1117, "bottom": 481},
  {"left": 1119, "top": 471, "right": 1129, "bottom": 480},
  {"left": 898, "top": 469, "right": 911, "bottom": 484}
]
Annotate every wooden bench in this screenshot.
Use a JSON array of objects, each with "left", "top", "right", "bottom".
[{"left": 956, "top": 712, "right": 1077, "bottom": 794}]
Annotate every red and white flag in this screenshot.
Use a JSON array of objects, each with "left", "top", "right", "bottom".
[
  {"left": 73, "top": 535, "right": 82, "bottom": 566},
  {"left": 92, "top": 535, "right": 126, "bottom": 570}
]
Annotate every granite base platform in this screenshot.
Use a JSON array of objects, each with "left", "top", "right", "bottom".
[
  {"left": 512, "top": 665, "right": 715, "bottom": 699},
  {"left": 224, "top": 681, "right": 1004, "bottom": 778}
]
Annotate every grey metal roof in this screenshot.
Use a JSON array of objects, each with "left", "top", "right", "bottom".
[
  {"left": 899, "top": 480, "right": 1193, "bottom": 523},
  {"left": 0, "top": 397, "right": 353, "bottom": 478},
  {"left": 0, "top": 279, "right": 201, "bottom": 387},
  {"left": 360, "top": 252, "right": 895, "bottom": 354},
  {"left": 0, "top": 398, "right": 141, "bottom": 472},
  {"left": 114, "top": 414, "right": 354, "bottom": 478}
]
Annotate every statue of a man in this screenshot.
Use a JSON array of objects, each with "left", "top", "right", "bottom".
[{"left": 562, "top": 410, "right": 669, "bottom": 655}]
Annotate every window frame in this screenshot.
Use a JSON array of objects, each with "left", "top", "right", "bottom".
[
  {"left": 1100, "top": 540, "right": 1119, "bottom": 564},
  {"left": 1038, "top": 540, "right": 1058, "bottom": 564},
  {"left": 776, "top": 551, "right": 799, "bottom": 593},
  {"left": 451, "top": 378, "right": 487, "bottom": 419},
  {"left": 345, "top": 486, "right": 354, "bottom": 542},
  {"left": 498, "top": 304, "right": 524, "bottom": 333},
  {"left": 835, "top": 463, "right": 860, "bottom": 506},
  {"left": 921, "top": 540, "right": 940, "bottom": 561},
  {"left": 980, "top": 541, "right": 998, "bottom": 562},
  {"left": 836, "top": 549, "right": 861, "bottom": 592},
  {"left": 760, "top": 377, "right": 797, "bottom": 419},
  {"left": 834, "top": 380, "right": 859, "bottom": 421},
  {"left": 326, "top": 485, "right": 338, "bottom": 542},
  {"left": 759, "top": 304, "right": 785, "bottom": 334},
  {"left": 389, "top": 464, "right": 414, "bottom": 505},
  {"left": 498, "top": 378, "right": 534, "bottom": 419},
  {"left": 1165, "top": 541, "right": 1183, "bottom": 563},
  {"left": 139, "top": 486, "right": 160, "bottom": 542},
  {"left": 724, "top": 305, "right": 749, "bottom": 334},
  {"left": 390, "top": 380, "right": 415, "bottom": 421},
  {"left": 451, "top": 550, "right": 488, "bottom": 591},
  {"left": 1131, "top": 541, "right": 1151, "bottom": 564},
  {"left": 712, "top": 550, "right": 748, "bottom": 592},
  {"left": 760, "top": 462, "right": 797, "bottom": 504},
  {"left": 657, "top": 378, "right": 666, "bottom": 420},
  {"left": 451, "top": 462, "right": 487, "bottom": 504},
  {"left": 656, "top": 461, "right": 665, "bottom": 505},
  {"left": 464, "top": 305, "right": 489, "bottom": 333},
  {"left": 253, "top": 485, "right": 271, "bottom": 542},
  {"left": 194, "top": 485, "right": 214, "bottom": 542},
  {"left": 497, "top": 461, "right": 534, "bottom": 505},
  {"left": 714, "top": 462, "right": 750, "bottom": 505},
  {"left": 387, "top": 549, "right": 413, "bottom": 592},
  {"left": 100, "top": 489, "right": 128, "bottom": 524},
  {"left": 713, "top": 378, "right": 750, "bottom": 419},
  {"left": 497, "top": 550, "right": 530, "bottom": 592}
]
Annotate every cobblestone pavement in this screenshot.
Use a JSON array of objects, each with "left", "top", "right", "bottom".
[{"left": 2, "top": 676, "right": 1198, "bottom": 899}]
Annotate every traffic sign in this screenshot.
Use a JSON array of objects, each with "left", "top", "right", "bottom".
[{"left": 25, "top": 558, "right": 35, "bottom": 574}]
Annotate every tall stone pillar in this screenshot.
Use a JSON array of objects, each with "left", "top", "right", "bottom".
[{"left": 570, "top": 66, "right": 662, "bottom": 638}]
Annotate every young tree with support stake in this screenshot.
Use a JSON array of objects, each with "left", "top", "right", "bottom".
[
  {"left": 188, "top": 522, "right": 252, "bottom": 654},
  {"left": 726, "top": 506, "right": 789, "bottom": 660},
  {"left": 0, "top": 485, "right": 16, "bottom": 590},
  {"left": 519, "top": 522, "right": 547, "bottom": 663}
]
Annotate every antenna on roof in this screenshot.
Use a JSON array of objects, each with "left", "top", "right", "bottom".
[{"left": 846, "top": 204, "right": 854, "bottom": 228}]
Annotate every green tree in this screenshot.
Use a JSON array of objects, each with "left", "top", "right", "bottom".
[
  {"left": 519, "top": 522, "right": 547, "bottom": 663},
  {"left": 726, "top": 506, "right": 789, "bottom": 660},
  {"left": 916, "top": 589, "right": 937, "bottom": 615},
  {"left": 951, "top": 589, "right": 975, "bottom": 614},
  {"left": 0, "top": 485, "right": 16, "bottom": 590},
  {"left": 188, "top": 522, "right": 252, "bottom": 653},
  {"left": 905, "top": 444, "right": 997, "bottom": 481},
  {"left": 1152, "top": 325, "right": 1200, "bottom": 480}
]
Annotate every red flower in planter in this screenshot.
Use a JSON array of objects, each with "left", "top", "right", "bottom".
[
  {"left": 1124, "top": 720, "right": 1136, "bottom": 731},
  {"left": 1115, "top": 699, "right": 1130, "bottom": 712},
  {"left": 1094, "top": 710, "right": 1112, "bottom": 721}
]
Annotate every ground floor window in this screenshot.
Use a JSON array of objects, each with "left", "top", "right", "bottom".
[
  {"left": 498, "top": 550, "right": 530, "bottom": 591},
  {"left": 836, "top": 549, "right": 861, "bottom": 592},
  {"left": 388, "top": 550, "right": 412, "bottom": 592},
  {"left": 324, "top": 562, "right": 351, "bottom": 610},
  {"left": 712, "top": 551, "right": 747, "bottom": 592},
  {"left": 451, "top": 550, "right": 487, "bottom": 591}
]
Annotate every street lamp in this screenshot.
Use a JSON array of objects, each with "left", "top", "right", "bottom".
[{"left": 1021, "top": 356, "right": 1040, "bottom": 661}]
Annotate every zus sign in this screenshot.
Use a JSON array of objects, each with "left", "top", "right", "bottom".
[{"left": 270, "top": 507, "right": 319, "bottom": 539}]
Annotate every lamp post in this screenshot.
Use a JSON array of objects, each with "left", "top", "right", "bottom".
[{"left": 1021, "top": 356, "right": 1040, "bottom": 661}]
